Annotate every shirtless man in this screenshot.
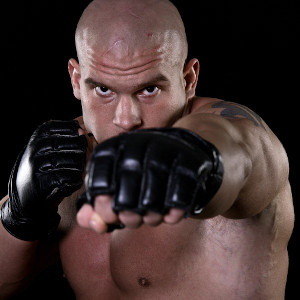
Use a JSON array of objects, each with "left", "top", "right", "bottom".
[{"left": 0, "top": 0, "right": 294, "bottom": 299}]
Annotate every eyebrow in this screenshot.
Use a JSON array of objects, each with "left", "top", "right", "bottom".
[{"left": 84, "top": 75, "right": 169, "bottom": 91}]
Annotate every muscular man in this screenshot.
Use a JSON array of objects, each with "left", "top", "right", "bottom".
[{"left": 0, "top": 0, "right": 294, "bottom": 299}]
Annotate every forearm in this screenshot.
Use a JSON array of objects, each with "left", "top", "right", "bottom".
[
  {"left": 0, "top": 196, "right": 39, "bottom": 296},
  {"left": 0, "top": 120, "right": 86, "bottom": 298},
  {"left": 173, "top": 112, "right": 252, "bottom": 218}
]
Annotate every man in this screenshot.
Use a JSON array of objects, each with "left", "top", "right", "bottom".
[{"left": 0, "top": 0, "right": 294, "bottom": 299}]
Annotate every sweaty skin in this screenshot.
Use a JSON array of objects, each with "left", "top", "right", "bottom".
[{"left": 0, "top": 0, "right": 294, "bottom": 299}]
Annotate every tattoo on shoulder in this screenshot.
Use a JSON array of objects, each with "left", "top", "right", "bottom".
[{"left": 212, "top": 101, "right": 266, "bottom": 130}]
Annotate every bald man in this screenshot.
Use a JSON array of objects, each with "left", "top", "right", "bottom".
[{"left": 0, "top": 0, "right": 294, "bottom": 299}]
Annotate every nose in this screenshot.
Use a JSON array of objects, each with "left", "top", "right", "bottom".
[{"left": 113, "top": 96, "right": 142, "bottom": 131}]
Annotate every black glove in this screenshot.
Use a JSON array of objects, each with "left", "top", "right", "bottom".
[
  {"left": 1, "top": 120, "right": 87, "bottom": 241},
  {"left": 82, "top": 127, "right": 223, "bottom": 217}
]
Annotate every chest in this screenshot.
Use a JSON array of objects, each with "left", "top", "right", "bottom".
[
  {"left": 109, "top": 219, "right": 202, "bottom": 291},
  {"left": 59, "top": 216, "right": 273, "bottom": 298}
]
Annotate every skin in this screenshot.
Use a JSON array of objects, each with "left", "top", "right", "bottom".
[
  {"left": 0, "top": 0, "right": 294, "bottom": 299},
  {"left": 70, "top": 0, "right": 192, "bottom": 230}
]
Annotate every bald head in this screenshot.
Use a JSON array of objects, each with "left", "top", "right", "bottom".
[{"left": 75, "top": 0, "right": 188, "bottom": 69}]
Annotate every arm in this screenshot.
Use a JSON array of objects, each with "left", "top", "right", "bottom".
[
  {"left": 0, "top": 196, "right": 59, "bottom": 297},
  {"left": 76, "top": 99, "right": 291, "bottom": 232},
  {"left": 174, "top": 99, "right": 290, "bottom": 218},
  {"left": 0, "top": 120, "right": 87, "bottom": 297}
]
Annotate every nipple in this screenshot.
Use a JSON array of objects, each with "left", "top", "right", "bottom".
[{"left": 138, "top": 277, "right": 151, "bottom": 288}]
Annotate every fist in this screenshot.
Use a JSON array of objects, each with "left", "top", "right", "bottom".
[
  {"left": 77, "top": 128, "right": 223, "bottom": 233},
  {"left": 1, "top": 120, "right": 88, "bottom": 240}
]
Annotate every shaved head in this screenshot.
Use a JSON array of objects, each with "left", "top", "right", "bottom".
[
  {"left": 75, "top": 0, "right": 188, "bottom": 69},
  {"left": 69, "top": 0, "right": 199, "bottom": 143}
]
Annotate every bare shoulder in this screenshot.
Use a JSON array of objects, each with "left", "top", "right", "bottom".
[
  {"left": 188, "top": 97, "right": 294, "bottom": 233},
  {"left": 189, "top": 97, "right": 281, "bottom": 156},
  {"left": 190, "top": 97, "right": 267, "bottom": 129}
]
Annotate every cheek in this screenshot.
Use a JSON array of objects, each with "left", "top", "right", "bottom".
[
  {"left": 81, "top": 96, "right": 114, "bottom": 137},
  {"left": 81, "top": 97, "right": 97, "bottom": 129}
]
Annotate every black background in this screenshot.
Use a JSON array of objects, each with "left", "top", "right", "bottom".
[{"left": 1, "top": 0, "right": 298, "bottom": 298}]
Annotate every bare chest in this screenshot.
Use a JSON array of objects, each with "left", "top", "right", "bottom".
[{"left": 59, "top": 216, "right": 282, "bottom": 299}]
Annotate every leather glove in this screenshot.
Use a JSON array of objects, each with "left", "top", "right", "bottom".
[
  {"left": 1, "top": 120, "right": 87, "bottom": 240},
  {"left": 81, "top": 127, "right": 223, "bottom": 217}
]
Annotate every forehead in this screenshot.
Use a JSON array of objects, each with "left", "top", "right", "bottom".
[
  {"left": 76, "top": 0, "right": 187, "bottom": 76},
  {"left": 80, "top": 29, "right": 184, "bottom": 68},
  {"left": 79, "top": 32, "right": 184, "bottom": 87}
]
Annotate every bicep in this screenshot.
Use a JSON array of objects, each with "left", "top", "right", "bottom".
[
  {"left": 211, "top": 101, "right": 289, "bottom": 218},
  {"left": 225, "top": 124, "right": 290, "bottom": 218},
  {"left": 181, "top": 99, "right": 290, "bottom": 218}
]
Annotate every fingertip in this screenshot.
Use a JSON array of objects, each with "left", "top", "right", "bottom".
[
  {"left": 90, "top": 213, "right": 108, "bottom": 234},
  {"left": 163, "top": 208, "right": 185, "bottom": 224},
  {"left": 77, "top": 205, "right": 108, "bottom": 234},
  {"left": 143, "top": 211, "right": 163, "bottom": 226},
  {"left": 118, "top": 211, "right": 143, "bottom": 229},
  {"left": 76, "top": 204, "right": 94, "bottom": 228}
]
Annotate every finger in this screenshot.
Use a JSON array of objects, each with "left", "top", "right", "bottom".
[
  {"left": 89, "top": 213, "right": 108, "bottom": 234},
  {"left": 138, "top": 143, "right": 170, "bottom": 213},
  {"left": 113, "top": 139, "right": 144, "bottom": 213},
  {"left": 143, "top": 211, "right": 163, "bottom": 226},
  {"left": 40, "top": 120, "right": 81, "bottom": 136},
  {"left": 86, "top": 144, "right": 117, "bottom": 196},
  {"left": 76, "top": 204, "right": 108, "bottom": 233},
  {"left": 118, "top": 211, "right": 143, "bottom": 229},
  {"left": 76, "top": 204, "right": 95, "bottom": 228},
  {"left": 163, "top": 208, "right": 185, "bottom": 224},
  {"left": 94, "top": 195, "right": 119, "bottom": 224},
  {"left": 114, "top": 170, "right": 142, "bottom": 212}
]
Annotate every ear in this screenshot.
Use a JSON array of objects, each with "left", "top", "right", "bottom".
[
  {"left": 68, "top": 58, "right": 81, "bottom": 100},
  {"left": 183, "top": 58, "right": 200, "bottom": 100}
]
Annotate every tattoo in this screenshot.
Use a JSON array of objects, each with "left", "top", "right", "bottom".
[{"left": 212, "top": 101, "right": 266, "bottom": 130}]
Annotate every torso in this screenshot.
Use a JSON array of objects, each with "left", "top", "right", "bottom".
[{"left": 58, "top": 97, "right": 294, "bottom": 299}]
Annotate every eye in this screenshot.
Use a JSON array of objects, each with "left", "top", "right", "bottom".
[
  {"left": 141, "top": 86, "right": 159, "bottom": 96},
  {"left": 95, "top": 86, "right": 112, "bottom": 96}
]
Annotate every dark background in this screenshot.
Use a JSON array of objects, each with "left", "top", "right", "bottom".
[{"left": 1, "top": 0, "right": 298, "bottom": 298}]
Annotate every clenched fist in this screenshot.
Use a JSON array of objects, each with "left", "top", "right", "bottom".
[
  {"left": 1, "top": 120, "right": 87, "bottom": 240},
  {"left": 77, "top": 128, "right": 223, "bottom": 233}
]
